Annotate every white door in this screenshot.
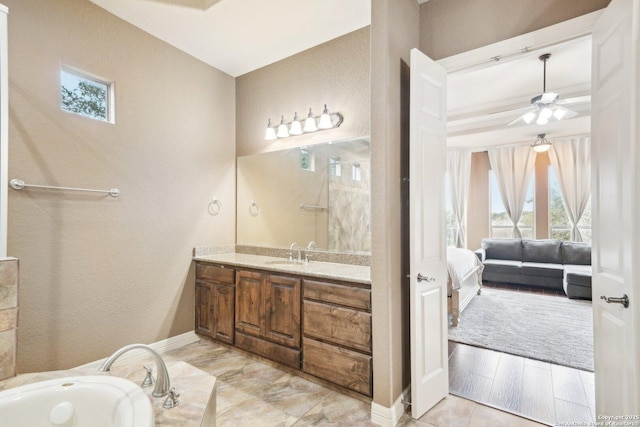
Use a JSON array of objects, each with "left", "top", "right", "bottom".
[
  {"left": 591, "top": 0, "right": 639, "bottom": 415},
  {"left": 409, "top": 48, "right": 448, "bottom": 419}
]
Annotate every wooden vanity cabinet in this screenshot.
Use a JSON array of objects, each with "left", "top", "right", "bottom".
[
  {"left": 195, "top": 261, "right": 372, "bottom": 396},
  {"left": 195, "top": 263, "right": 235, "bottom": 345},
  {"left": 235, "top": 270, "right": 301, "bottom": 368},
  {"left": 302, "top": 279, "right": 372, "bottom": 396}
]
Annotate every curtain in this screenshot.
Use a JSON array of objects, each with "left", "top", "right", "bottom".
[
  {"left": 547, "top": 137, "right": 591, "bottom": 242},
  {"left": 447, "top": 150, "right": 472, "bottom": 248},
  {"left": 488, "top": 146, "right": 536, "bottom": 238}
]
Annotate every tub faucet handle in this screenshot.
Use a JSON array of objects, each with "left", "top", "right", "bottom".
[
  {"left": 141, "top": 365, "right": 155, "bottom": 388},
  {"left": 163, "top": 387, "right": 180, "bottom": 409}
]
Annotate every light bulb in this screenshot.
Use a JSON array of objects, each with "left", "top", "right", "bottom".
[
  {"left": 276, "top": 115, "right": 289, "bottom": 138},
  {"left": 264, "top": 119, "right": 277, "bottom": 140},
  {"left": 522, "top": 111, "right": 536, "bottom": 124},
  {"left": 303, "top": 108, "right": 317, "bottom": 132},
  {"left": 318, "top": 104, "right": 333, "bottom": 129},
  {"left": 289, "top": 112, "right": 303, "bottom": 135},
  {"left": 536, "top": 107, "right": 553, "bottom": 125}
]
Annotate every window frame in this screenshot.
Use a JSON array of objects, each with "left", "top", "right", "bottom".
[{"left": 60, "top": 65, "right": 115, "bottom": 124}]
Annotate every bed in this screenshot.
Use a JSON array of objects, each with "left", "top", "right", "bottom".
[{"left": 447, "top": 247, "right": 483, "bottom": 326}]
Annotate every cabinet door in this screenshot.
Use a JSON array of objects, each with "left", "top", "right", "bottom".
[
  {"left": 235, "top": 270, "right": 264, "bottom": 337},
  {"left": 264, "top": 274, "right": 301, "bottom": 348},
  {"left": 195, "top": 281, "right": 213, "bottom": 337},
  {"left": 212, "top": 283, "right": 235, "bottom": 344}
]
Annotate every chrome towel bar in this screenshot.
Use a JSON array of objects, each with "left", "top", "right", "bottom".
[
  {"left": 299, "top": 203, "right": 327, "bottom": 211},
  {"left": 10, "top": 178, "right": 120, "bottom": 197}
]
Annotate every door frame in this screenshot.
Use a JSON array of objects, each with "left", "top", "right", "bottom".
[{"left": 421, "top": 4, "right": 605, "bottom": 413}]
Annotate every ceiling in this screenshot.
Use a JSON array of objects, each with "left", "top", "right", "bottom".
[
  {"left": 446, "top": 37, "right": 592, "bottom": 150},
  {"left": 90, "top": 0, "right": 590, "bottom": 151},
  {"left": 89, "top": 0, "right": 371, "bottom": 77}
]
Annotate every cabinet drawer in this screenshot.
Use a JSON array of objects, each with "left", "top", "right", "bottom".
[
  {"left": 303, "top": 300, "right": 371, "bottom": 353},
  {"left": 303, "top": 337, "right": 372, "bottom": 396},
  {"left": 303, "top": 280, "right": 370, "bottom": 310},
  {"left": 236, "top": 332, "right": 300, "bottom": 369},
  {"left": 197, "top": 263, "right": 235, "bottom": 283}
]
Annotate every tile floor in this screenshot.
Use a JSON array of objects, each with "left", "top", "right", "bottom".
[{"left": 163, "top": 339, "right": 545, "bottom": 427}]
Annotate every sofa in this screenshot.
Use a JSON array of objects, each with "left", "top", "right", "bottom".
[{"left": 475, "top": 238, "right": 592, "bottom": 300}]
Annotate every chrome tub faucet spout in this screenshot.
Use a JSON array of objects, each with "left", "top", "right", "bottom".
[{"left": 98, "top": 344, "right": 173, "bottom": 399}]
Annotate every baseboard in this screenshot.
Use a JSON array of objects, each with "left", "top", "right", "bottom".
[
  {"left": 78, "top": 331, "right": 200, "bottom": 369},
  {"left": 370, "top": 387, "right": 409, "bottom": 426}
]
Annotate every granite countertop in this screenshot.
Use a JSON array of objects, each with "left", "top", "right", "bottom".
[
  {"left": 0, "top": 360, "right": 216, "bottom": 427},
  {"left": 193, "top": 252, "right": 371, "bottom": 285}
]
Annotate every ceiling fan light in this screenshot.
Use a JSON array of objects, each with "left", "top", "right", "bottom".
[
  {"left": 532, "top": 133, "right": 552, "bottom": 152},
  {"left": 536, "top": 107, "right": 553, "bottom": 125},
  {"left": 522, "top": 111, "right": 536, "bottom": 124},
  {"left": 553, "top": 108, "right": 568, "bottom": 120}
]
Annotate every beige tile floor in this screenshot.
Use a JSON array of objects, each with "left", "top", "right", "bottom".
[{"left": 163, "top": 339, "right": 545, "bottom": 427}]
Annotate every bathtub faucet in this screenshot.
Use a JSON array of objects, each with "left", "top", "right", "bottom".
[{"left": 98, "top": 343, "right": 172, "bottom": 399}]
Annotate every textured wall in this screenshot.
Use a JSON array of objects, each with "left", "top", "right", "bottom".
[
  {"left": 370, "top": 0, "right": 420, "bottom": 410},
  {"left": 6, "top": 0, "right": 236, "bottom": 372},
  {"left": 420, "top": 0, "right": 611, "bottom": 59},
  {"left": 235, "top": 27, "right": 370, "bottom": 157}
]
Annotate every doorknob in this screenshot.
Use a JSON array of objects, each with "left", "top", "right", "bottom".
[
  {"left": 417, "top": 273, "right": 435, "bottom": 283},
  {"left": 600, "top": 294, "right": 629, "bottom": 308}
]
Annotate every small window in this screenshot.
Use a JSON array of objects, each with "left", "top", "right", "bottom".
[
  {"left": 300, "top": 148, "right": 315, "bottom": 172},
  {"left": 352, "top": 163, "right": 362, "bottom": 181},
  {"left": 61, "top": 66, "right": 113, "bottom": 123},
  {"left": 329, "top": 157, "right": 341, "bottom": 177}
]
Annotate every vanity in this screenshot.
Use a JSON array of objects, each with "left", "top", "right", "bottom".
[
  {"left": 193, "top": 252, "right": 372, "bottom": 397},
  {"left": 196, "top": 136, "right": 373, "bottom": 396}
]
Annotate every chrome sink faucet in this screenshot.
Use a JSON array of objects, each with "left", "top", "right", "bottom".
[
  {"left": 305, "top": 241, "right": 317, "bottom": 264},
  {"left": 289, "top": 242, "right": 301, "bottom": 263},
  {"left": 98, "top": 343, "right": 179, "bottom": 408}
]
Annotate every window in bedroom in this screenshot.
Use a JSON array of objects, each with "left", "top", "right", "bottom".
[
  {"left": 60, "top": 66, "right": 114, "bottom": 123},
  {"left": 549, "top": 168, "right": 592, "bottom": 243},
  {"left": 489, "top": 170, "right": 535, "bottom": 239}
]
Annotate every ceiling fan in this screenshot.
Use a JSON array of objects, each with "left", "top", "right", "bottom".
[{"left": 507, "top": 53, "right": 589, "bottom": 126}]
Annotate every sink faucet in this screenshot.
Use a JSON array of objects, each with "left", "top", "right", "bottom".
[
  {"left": 289, "top": 242, "right": 301, "bottom": 263},
  {"left": 98, "top": 344, "right": 172, "bottom": 399},
  {"left": 305, "top": 241, "right": 317, "bottom": 264}
]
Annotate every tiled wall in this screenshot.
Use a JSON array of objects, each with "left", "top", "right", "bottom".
[{"left": 0, "top": 258, "right": 18, "bottom": 381}]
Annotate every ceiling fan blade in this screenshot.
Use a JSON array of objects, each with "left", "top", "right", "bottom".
[{"left": 557, "top": 95, "right": 591, "bottom": 105}]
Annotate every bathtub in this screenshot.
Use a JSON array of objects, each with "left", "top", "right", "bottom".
[{"left": 0, "top": 374, "right": 154, "bottom": 427}]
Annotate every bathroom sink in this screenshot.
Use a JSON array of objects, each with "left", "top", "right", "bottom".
[
  {"left": 0, "top": 375, "right": 154, "bottom": 427},
  {"left": 264, "top": 259, "right": 303, "bottom": 266}
]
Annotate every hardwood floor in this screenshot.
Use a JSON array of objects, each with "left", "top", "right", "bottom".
[{"left": 448, "top": 283, "right": 595, "bottom": 426}]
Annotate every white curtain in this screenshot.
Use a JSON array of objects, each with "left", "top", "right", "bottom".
[
  {"left": 447, "top": 150, "right": 472, "bottom": 248},
  {"left": 547, "top": 137, "right": 591, "bottom": 242},
  {"left": 488, "top": 145, "right": 537, "bottom": 238}
]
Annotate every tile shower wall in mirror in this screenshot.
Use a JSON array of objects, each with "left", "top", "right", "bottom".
[{"left": 237, "top": 137, "right": 370, "bottom": 254}]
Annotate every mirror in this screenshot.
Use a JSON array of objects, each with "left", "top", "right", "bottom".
[{"left": 237, "top": 136, "right": 371, "bottom": 254}]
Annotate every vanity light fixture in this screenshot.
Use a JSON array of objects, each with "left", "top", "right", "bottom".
[
  {"left": 303, "top": 108, "right": 318, "bottom": 133},
  {"left": 264, "top": 118, "right": 277, "bottom": 141},
  {"left": 264, "top": 105, "right": 343, "bottom": 140},
  {"left": 289, "top": 112, "right": 303, "bottom": 135},
  {"left": 531, "top": 133, "right": 552, "bottom": 153}
]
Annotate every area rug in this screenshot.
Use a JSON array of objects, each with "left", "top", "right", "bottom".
[{"left": 448, "top": 287, "right": 593, "bottom": 371}]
